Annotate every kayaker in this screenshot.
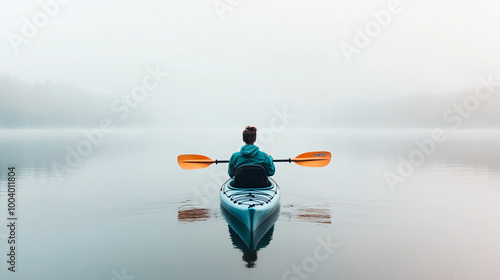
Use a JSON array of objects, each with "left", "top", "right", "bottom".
[{"left": 228, "top": 126, "right": 275, "bottom": 177}]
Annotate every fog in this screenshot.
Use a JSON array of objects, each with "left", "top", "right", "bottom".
[
  {"left": 1, "top": 0, "right": 500, "bottom": 129},
  {"left": 2, "top": 3, "right": 500, "bottom": 279}
]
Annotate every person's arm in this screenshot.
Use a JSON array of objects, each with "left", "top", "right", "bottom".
[
  {"left": 266, "top": 154, "right": 276, "bottom": 176},
  {"left": 228, "top": 154, "right": 236, "bottom": 177}
]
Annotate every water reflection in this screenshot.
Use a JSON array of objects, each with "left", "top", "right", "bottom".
[
  {"left": 221, "top": 205, "right": 280, "bottom": 268},
  {"left": 228, "top": 226, "right": 274, "bottom": 268},
  {"left": 178, "top": 207, "right": 211, "bottom": 223},
  {"left": 176, "top": 200, "right": 281, "bottom": 268},
  {"left": 280, "top": 204, "right": 332, "bottom": 224},
  {"left": 177, "top": 200, "right": 216, "bottom": 223}
]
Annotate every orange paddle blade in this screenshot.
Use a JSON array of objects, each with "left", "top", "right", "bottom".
[
  {"left": 177, "top": 154, "right": 216, "bottom": 170},
  {"left": 292, "top": 151, "right": 331, "bottom": 167}
]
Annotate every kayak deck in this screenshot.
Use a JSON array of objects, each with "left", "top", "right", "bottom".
[
  {"left": 220, "top": 178, "right": 280, "bottom": 230},
  {"left": 222, "top": 181, "right": 278, "bottom": 208}
]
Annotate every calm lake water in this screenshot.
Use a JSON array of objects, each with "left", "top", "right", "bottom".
[{"left": 1, "top": 128, "right": 499, "bottom": 280}]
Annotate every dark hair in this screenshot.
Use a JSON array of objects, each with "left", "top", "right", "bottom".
[{"left": 242, "top": 126, "right": 257, "bottom": 144}]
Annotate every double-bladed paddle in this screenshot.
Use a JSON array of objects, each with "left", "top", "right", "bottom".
[{"left": 177, "top": 151, "right": 331, "bottom": 170}]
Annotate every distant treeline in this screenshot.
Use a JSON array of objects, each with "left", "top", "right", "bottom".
[
  {"left": 1, "top": 74, "right": 499, "bottom": 128},
  {"left": 0, "top": 75, "right": 150, "bottom": 128}
]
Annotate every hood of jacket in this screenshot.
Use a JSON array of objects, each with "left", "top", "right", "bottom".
[{"left": 240, "top": 144, "right": 260, "bottom": 158}]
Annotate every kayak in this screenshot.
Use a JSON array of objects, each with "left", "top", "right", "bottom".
[{"left": 220, "top": 169, "right": 280, "bottom": 231}]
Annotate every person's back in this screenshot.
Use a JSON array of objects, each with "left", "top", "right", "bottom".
[{"left": 228, "top": 126, "right": 275, "bottom": 177}]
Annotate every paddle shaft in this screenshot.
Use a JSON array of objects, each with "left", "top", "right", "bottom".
[{"left": 273, "top": 159, "right": 292, "bottom": 163}]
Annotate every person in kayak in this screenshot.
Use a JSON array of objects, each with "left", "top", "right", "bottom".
[{"left": 228, "top": 126, "right": 275, "bottom": 177}]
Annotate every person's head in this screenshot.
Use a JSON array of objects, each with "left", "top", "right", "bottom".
[{"left": 242, "top": 126, "right": 257, "bottom": 145}]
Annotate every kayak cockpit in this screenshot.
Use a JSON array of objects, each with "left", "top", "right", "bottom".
[
  {"left": 230, "top": 164, "right": 272, "bottom": 189},
  {"left": 222, "top": 178, "right": 278, "bottom": 208}
]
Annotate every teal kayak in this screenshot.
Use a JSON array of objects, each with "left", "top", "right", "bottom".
[
  {"left": 220, "top": 165, "right": 280, "bottom": 231},
  {"left": 220, "top": 178, "right": 280, "bottom": 231}
]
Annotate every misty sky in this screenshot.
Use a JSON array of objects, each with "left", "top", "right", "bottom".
[{"left": 1, "top": 0, "right": 500, "bottom": 128}]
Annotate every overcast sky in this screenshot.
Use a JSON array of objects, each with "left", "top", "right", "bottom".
[{"left": 1, "top": 0, "right": 500, "bottom": 128}]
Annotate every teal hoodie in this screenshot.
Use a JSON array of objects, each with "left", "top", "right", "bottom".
[{"left": 228, "top": 145, "right": 275, "bottom": 177}]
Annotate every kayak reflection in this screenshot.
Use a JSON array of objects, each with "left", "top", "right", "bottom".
[{"left": 221, "top": 204, "right": 280, "bottom": 268}]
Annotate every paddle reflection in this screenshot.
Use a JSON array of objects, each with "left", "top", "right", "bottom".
[
  {"left": 177, "top": 200, "right": 214, "bottom": 223},
  {"left": 281, "top": 204, "right": 331, "bottom": 224},
  {"left": 177, "top": 201, "right": 330, "bottom": 225},
  {"left": 221, "top": 204, "right": 280, "bottom": 268},
  {"left": 178, "top": 207, "right": 211, "bottom": 223}
]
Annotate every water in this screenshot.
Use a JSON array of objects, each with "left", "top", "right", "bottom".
[{"left": 1, "top": 128, "right": 499, "bottom": 280}]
